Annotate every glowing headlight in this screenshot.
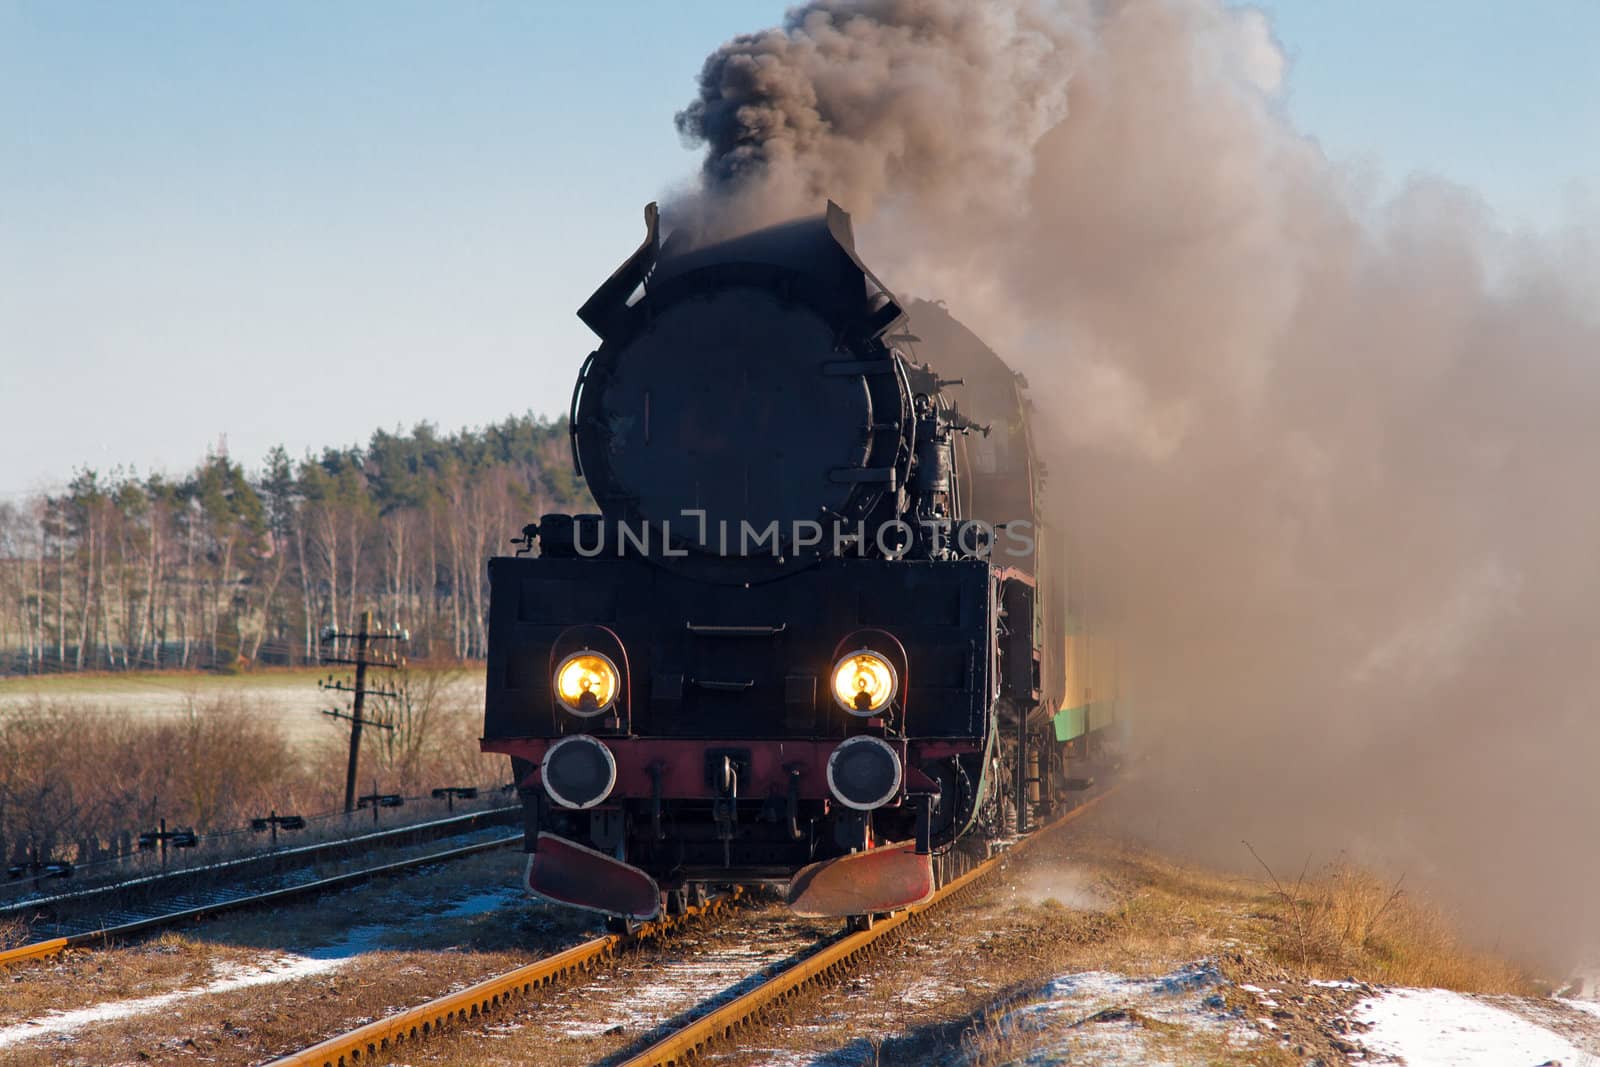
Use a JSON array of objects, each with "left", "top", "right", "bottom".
[
  {"left": 830, "top": 649, "right": 898, "bottom": 715},
  {"left": 554, "top": 651, "right": 620, "bottom": 716}
]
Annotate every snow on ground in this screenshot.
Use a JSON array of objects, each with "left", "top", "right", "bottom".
[
  {"left": 0, "top": 954, "right": 343, "bottom": 1049},
  {"left": 982, "top": 962, "right": 1255, "bottom": 1066},
  {"left": 1350, "top": 986, "right": 1600, "bottom": 1067}
]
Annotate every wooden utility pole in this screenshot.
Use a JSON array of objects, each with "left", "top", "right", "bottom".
[{"left": 319, "top": 610, "right": 407, "bottom": 812}]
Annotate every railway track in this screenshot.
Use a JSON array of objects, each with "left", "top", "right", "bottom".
[
  {"left": 265, "top": 889, "right": 744, "bottom": 1067},
  {"left": 263, "top": 788, "right": 1116, "bottom": 1067},
  {"left": 0, "top": 803, "right": 518, "bottom": 918},
  {"left": 0, "top": 824, "right": 522, "bottom": 969}
]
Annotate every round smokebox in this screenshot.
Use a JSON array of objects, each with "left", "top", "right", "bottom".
[
  {"left": 541, "top": 735, "right": 618, "bottom": 810},
  {"left": 826, "top": 735, "right": 903, "bottom": 811}
]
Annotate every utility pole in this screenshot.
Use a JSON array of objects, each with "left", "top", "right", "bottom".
[{"left": 319, "top": 610, "right": 408, "bottom": 813}]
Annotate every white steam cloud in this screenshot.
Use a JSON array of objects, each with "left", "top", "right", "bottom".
[{"left": 674, "top": 0, "right": 1600, "bottom": 969}]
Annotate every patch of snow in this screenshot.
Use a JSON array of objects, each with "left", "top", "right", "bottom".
[
  {"left": 897, "top": 978, "right": 952, "bottom": 1008},
  {"left": 436, "top": 886, "right": 523, "bottom": 919},
  {"left": 970, "top": 961, "right": 1256, "bottom": 1066},
  {"left": 0, "top": 954, "right": 343, "bottom": 1049},
  {"left": 1351, "top": 987, "right": 1598, "bottom": 1067}
]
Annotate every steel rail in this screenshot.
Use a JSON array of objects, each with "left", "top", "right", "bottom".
[
  {"left": 265, "top": 890, "right": 742, "bottom": 1067},
  {"left": 614, "top": 789, "right": 1117, "bottom": 1067},
  {"left": 0, "top": 834, "right": 521, "bottom": 969}
]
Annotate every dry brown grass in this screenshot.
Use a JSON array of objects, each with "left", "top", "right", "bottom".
[
  {"left": 1246, "top": 848, "right": 1538, "bottom": 994},
  {"left": 0, "top": 671, "right": 500, "bottom": 868},
  {"left": 0, "top": 945, "right": 543, "bottom": 1067},
  {"left": 0, "top": 915, "right": 25, "bottom": 951},
  {"left": 0, "top": 694, "right": 326, "bottom": 863},
  {"left": 361, "top": 665, "right": 497, "bottom": 793},
  {"left": 0, "top": 932, "right": 268, "bottom": 1028}
]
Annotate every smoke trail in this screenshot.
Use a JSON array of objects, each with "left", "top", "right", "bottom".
[{"left": 673, "top": 0, "right": 1600, "bottom": 969}]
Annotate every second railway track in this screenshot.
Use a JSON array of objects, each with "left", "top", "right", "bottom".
[{"left": 0, "top": 814, "right": 522, "bottom": 969}]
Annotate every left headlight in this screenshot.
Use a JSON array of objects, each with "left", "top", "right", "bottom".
[
  {"left": 830, "top": 649, "right": 898, "bottom": 715},
  {"left": 554, "top": 650, "right": 620, "bottom": 716}
]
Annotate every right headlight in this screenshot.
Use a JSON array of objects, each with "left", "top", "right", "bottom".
[
  {"left": 830, "top": 649, "right": 898, "bottom": 716},
  {"left": 553, "top": 650, "right": 620, "bottom": 716}
]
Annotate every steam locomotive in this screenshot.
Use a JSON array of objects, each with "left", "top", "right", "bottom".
[{"left": 480, "top": 203, "right": 1118, "bottom": 923}]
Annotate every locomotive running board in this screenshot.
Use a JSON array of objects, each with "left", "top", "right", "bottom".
[
  {"left": 786, "top": 840, "right": 935, "bottom": 918},
  {"left": 525, "top": 833, "right": 662, "bottom": 921}
]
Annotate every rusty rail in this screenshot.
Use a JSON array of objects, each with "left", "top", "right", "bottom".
[
  {"left": 0, "top": 936, "right": 68, "bottom": 968},
  {"left": 265, "top": 890, "right": 741, "bottom": 1067}
]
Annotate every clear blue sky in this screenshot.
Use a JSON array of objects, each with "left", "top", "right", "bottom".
[{"left": 2, "top": 1, "right": 1595, "bottom": 496}]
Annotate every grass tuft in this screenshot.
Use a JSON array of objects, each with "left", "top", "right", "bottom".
[
  {"left": 0, "top": 915, "right": 26, "bottom": 950},
  {"left": 1244, "top": 844, "right": 1537, "bottom": 994}
]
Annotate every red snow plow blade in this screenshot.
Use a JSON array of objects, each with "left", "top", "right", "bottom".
[
  {"left": 786, "top": 840, "right": 935, "bottom": 918},
  {"left": 525, "top": 833, "right": 661, "bottom": 920}
]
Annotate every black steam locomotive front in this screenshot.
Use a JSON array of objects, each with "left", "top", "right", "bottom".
[{"left": 482, "top": 203, "right": 1023, "bottom": 920}]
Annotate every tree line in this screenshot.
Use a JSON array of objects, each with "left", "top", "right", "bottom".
[{"left": 0, "top": 414, "right": 588, "bottom": 673}]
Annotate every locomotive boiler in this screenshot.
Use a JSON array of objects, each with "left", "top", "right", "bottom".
[{"left": 480, "top": 202, "right": 1117, "bottom": 923}]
